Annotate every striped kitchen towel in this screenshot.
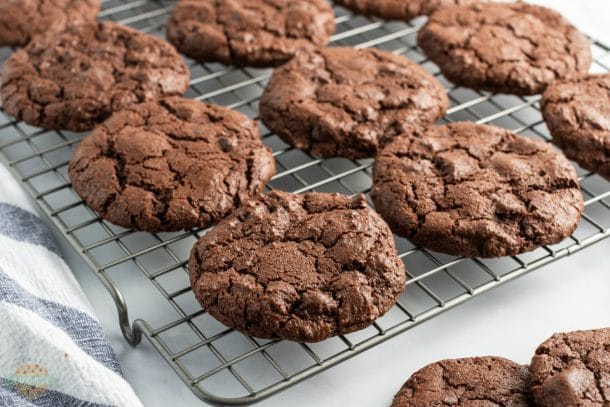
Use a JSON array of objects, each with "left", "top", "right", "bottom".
[{"left": 0, "top": 163, "right": 142, "bottom": 407}]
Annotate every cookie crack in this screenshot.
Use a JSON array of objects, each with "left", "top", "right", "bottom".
[
  {"left": 420, "top": 3, "right": 589, "bottom": 94},
  {"left": 190, "top": 193, "right": 404, "bottom": 340},
  {"left": 373, "top": 124, "right": 582, "bottom": 256}
]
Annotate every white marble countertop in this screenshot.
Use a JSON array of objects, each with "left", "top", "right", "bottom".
[{"left": 62, "top": 1, "right": 610, "bottom": 406}]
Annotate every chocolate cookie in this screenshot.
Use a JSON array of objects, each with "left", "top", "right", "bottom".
[
  {"left": 541, "top": 74, "right": 610, "bottom": 181},
  {"left": 371, "top": 122, "right": 583, "bottom": 258},
  {"left": 166, "top": 0, "right": 335, "bottom": 67},
  {"left": 0, "top": 0, "right": 100, "bottom": 47},
  {"left": 530, "top": 328, "right": 610, "bottom": 407},
  {"left": 68, "top": 97, "right": 275, "bottom": 232},
  {"left": 392, "top": 357, "right": 533, "bottom": 406},
  {"left": 417, "top": 3, "right": 591, "bottom": 95},
  {"left": 259, "top": 47, "right": 448, "bottom": 159},
  {"left": 188, "top": 191, "right": 406, "bottom": 342},
  {"left": 334, "top": 0, "right": 481, "bottom": 21},
  {"left": 1, "top": 21, "right": 190, "bottom": 132}
]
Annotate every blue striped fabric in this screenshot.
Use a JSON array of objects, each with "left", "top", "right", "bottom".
[
  {"left": 0, "top": 270, "right": 122, "bottom": 375},
  {"left": 0, "top": 378, "right": 112, "bottom": 407},
  {"left": 0, "top": 203, "right": 60, "bottom": 257},
  {"left": 0, "top": 163, "right": 142, "bottom": 407}
]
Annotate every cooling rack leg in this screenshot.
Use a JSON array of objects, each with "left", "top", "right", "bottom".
[
  {"left": 97, "top": 270, "right": 143, "bottom": 346},
  {"left": 119, "top": 311, "right": 143, "bottom": 347}
]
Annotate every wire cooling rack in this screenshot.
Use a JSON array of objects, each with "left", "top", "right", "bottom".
[{"left": 1, "top": 0, "right": 610, "bottom": 405}]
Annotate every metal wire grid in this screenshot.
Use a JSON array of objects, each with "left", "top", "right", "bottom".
[{"left": 1, "top": 0, "right": 610, "bottom": 404}]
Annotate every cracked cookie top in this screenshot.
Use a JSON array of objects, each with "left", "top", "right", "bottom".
[
  {"left": 417, "top": 3, "right": 591, "bottom": 95},
  {"left": 392, "top": 356, "right": 533, "bottom": 407},
  {"left": 0, "top": 21, "right": 190, "bottom": 132},
  {"left": 188, "top": 191, "right": 406, "bottom": 342},
  {"left": 530, "top": 328, "right": 610, "bottom": 407},
  {"left": 0, "top": 0, "right": 100, "bottom": 46},
  {"left": 68, "top": 97, "right": 275, "bottom": 232},
  {"left": 166, "top": 0, "right": 336, "bottom": 67},
  {"left": 371, "top": 122, "right": 583, "bottom": 258},
  {"left": 259, "top": 46, "right": 448, "bottom": 159},
  {"left": 334, "top": 0, "right": 482, "bottom": 22},
  {"left": 541, "top": 73, "right": 610, "bottom": 181}
]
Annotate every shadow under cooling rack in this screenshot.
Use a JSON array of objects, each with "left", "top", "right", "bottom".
[{"left": 1, "top": 0, "right": 610, "bottom": 404}]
